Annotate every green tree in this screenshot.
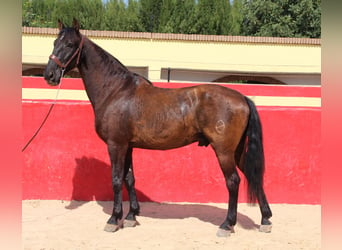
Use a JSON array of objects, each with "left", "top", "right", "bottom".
[
  {"left": 194, "top": 0, "right": 231, "bottom": 35},
  {"left": 194, "top": 0, "right": 214, "bottom": 34},
  {"left": 49, "top": 0, "right": 76, "bottom": 29},
  {"left": 103, "top": 0, "right": 127, "bottom": 31},
  {"left": 158, "top": 0, "right": 175, "bottom": 33},
  {"left": 78, "top": 0, "right": 104, "bottom": 30},
  {"left": 241, "top": 0, "right": 321, "bottom": 38},
  {"left": 22, "top": 0, "right": 55, "bottom": 27},
  {"left": 291, "top": 0, "right": 321, "bottom": 38},
  {"left": 22, "top": 0, "right": 36, "bottom": 26},
  {"left": 169, "top": 0, "right": 197, "bottom": 34},
  {"left": 54, "top": 0, "right": 105, "bottom": 30},
  {"left": 139, "top": 0, "right": 163, "bottom": 32},
  {"left": 229, "top": 0, "right": 243, "bottom": 35},
  {"left": 125, "top": 0, "right": 144, "bottom": 31}
]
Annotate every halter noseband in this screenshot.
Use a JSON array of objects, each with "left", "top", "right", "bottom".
[{"left": 49, "top": 35, "right": 85, "bottom": 70}]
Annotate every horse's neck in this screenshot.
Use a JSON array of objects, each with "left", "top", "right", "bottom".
[{"left": 77, "top": 38, "right": 130, "bottom": 109}]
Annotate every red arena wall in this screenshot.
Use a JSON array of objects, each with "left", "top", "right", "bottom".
[{"left": 22, "top": 77, "right": 321, "bottom": 204}]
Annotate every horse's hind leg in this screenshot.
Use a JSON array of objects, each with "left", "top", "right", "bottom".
[
  {"left": 123, "top": 147, "right": 140, "bottom": 227},
  {"left": 256, "top": 189, "right": 272, "bottom": 232},
  {"left": 217, "top": 169, "right": 241, "bottom": 237},
  {"left": 214, "top": 151, "right": 240, "bottom": 237}
]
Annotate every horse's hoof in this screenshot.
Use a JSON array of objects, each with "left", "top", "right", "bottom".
[
  {"left": 216, "top": 228, "right": 232, "bottom": 237},
  {"left": 123, "top": 219, "right": 139, "bottom": 228},
  {"left": 104, "top": 223, "right": 121, "bottom": 232},
  {"left": 259, "top": 224, "right": 272, "bottom": 233}
]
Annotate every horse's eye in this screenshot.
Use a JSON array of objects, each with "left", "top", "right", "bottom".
[{"left": 66, "top": 43, "right": 73, "bottom": 48}]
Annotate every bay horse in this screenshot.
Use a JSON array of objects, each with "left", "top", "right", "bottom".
[{"left": 44, "top": 19, "right": 272, "bottom": 236}]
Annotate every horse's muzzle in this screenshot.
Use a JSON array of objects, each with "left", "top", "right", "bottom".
[{"left": 44, "top": 69, "right": 61, "bottom": 86}]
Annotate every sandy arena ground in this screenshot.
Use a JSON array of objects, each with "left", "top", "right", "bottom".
[{"left": 22, "top": 200, "right": 321, "bottom": 250}]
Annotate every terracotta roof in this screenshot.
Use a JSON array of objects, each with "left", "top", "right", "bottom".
[{"left": 22, "top": 26, "right": 321, "bottom": 45}]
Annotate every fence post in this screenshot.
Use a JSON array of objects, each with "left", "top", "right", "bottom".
[{"left": 167, "top": 67, "right": 171, "bottom": 82}]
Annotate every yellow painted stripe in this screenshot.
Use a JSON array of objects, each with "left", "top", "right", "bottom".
[
  {"left": 22, "top": 88, "right": 89, "bottom": 101},
  {"left": 248, "top": 95, "right": 321, "bottom": 107},
  {"left": 22, "top": 88, "right": 321, "bottom": 107}
]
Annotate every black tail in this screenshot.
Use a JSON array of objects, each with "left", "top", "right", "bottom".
[{"left": 243, "top": 97, "right": 265, "bottom": 204}]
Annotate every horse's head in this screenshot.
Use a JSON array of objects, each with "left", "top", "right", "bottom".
[{"left": 44, "top": 18, "right": 84, "bottom": 86}]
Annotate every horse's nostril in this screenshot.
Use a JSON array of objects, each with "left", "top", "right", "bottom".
[{"left": 49, "top": 71, "right": 54, "bottom": 79}]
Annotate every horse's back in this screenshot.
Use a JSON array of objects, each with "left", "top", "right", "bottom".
[{"left": 195, "top": 84, "right": 247, "bottom": 104}]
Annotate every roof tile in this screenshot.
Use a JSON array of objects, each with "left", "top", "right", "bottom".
[{"left": 22, "top": 27, "right": 321, "bottom": 45}]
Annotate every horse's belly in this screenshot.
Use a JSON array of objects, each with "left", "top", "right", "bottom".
[
  {"left": 130, "top": 95, "right": 200, "bottom": 149},
  {"left": 131, "top": 139, "right": 196, "bottom": 150},
  {"left": 130, "top": 126, "right": 198, "bottom": 150}
]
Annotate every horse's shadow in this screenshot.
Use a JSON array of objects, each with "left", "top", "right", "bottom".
[
  {"left": 99, "top": 201, "right": 258, "bottom": 230},
  {"left": 65, "top": 156, "right": 259, "bottom": 230}
]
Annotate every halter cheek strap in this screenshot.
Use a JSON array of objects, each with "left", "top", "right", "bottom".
[{"left": 49, "top": 35, "right": 85, "bottom": 70}]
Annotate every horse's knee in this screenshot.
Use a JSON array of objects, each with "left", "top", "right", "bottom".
[
  {"left": 112, "top": 176, "right": 123, "bottom": 191},
  {"left": 125, "top": 168, "right": 135, "bottom": 187}
]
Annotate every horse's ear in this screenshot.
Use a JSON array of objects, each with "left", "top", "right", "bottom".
[
  {"left": 72, "top": 18, "right": 80, "bottom": 33},
  {"left": 57, "top": 19, "right": 65, "bottom": 31}
]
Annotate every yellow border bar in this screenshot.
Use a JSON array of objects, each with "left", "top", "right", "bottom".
[
  {"left": 248, "top": 95, "right": 321, "bottom": 107},
  {"left": 22, "top": 88, "right": 89, "bottom": 101},
  {"left": 22, "top": 88, "right": 321, "bottom": 107}
]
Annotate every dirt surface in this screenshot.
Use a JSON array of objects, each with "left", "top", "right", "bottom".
[{"left": 22, "top": 200, "right": 321, "bottom": 250}]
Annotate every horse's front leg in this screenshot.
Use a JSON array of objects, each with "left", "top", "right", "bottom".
[
  {"left": 104, "top": 142, "right": 128, "bottom": 232},
  {"left": 123, "top": 147, "right": 140, "bottom": 227}
]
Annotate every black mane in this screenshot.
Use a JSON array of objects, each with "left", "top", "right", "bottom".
[{"left": 88, "top": 38, "right": 153, "bottom": 85}]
